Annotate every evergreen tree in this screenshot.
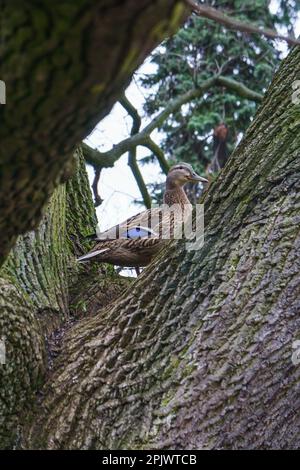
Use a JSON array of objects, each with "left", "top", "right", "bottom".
[{"left": 141, "top": 0, "right": 298, "bottom": 179}]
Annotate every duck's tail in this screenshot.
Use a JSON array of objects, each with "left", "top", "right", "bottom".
[{"left": 77, "top": 248, "right": 109, "bottom": 262}]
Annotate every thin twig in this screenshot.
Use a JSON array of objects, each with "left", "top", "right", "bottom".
[
  {"left": 92, "top": 167, "right": 103, "bottom": 207},
  {"left": 185, "top": 0, "right": 300, "bottom": 46}
]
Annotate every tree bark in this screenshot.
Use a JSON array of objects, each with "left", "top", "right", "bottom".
[
  {"left": 0, "top": 150, "right": 130, "bottom": 448},
  {"left": 24, "top": 46, "right": 300, "bottom": 449},
  {"left": 0, "top": 0, "right": 187, "bottom": 265}
]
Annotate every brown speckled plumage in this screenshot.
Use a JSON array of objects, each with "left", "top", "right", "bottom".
[{"left": 77, "top": 163, "right": 208, "bottom": 268}]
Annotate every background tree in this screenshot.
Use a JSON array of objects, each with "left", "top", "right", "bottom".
[{"left": 141, "top": 0, "right": 298, "bottom": 175}]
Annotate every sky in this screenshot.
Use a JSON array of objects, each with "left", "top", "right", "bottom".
[
  {"left": 84, "top": 58, "right": 162, "bottom": 232},
  {"left": 84, "top": 6, "right": 300, "bottom": 234}
]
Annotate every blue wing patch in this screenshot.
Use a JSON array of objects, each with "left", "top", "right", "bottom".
[{"left": 122, "top": 226, "right": 156, "bottom": 239}]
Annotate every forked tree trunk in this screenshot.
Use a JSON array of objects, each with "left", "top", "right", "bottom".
[{"left": 24, "top": 46, "right": 300, "bottom": 449}]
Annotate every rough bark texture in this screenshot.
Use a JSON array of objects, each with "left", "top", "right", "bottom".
[
  {"left": 0, "top": 151, "right": 129, "bottom": 448},
  {"left": 24, "top": 46, "right": 300, "bottom": 449},
  {"left": 0, "top": 0, "right": 187, "bottom": 264}
]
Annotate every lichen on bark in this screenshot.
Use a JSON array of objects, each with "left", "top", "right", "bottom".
[{"left": 0, "top": 150, "right": 129, "bottom": 448}]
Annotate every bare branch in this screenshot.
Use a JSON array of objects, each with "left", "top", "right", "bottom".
[
  {"left": 91, "top": 167, "right": 103, "bottom": 207},
  {"left": 216, "top": 76, "right": 263, "bottom": 102},
  {"left": 82, "top": 134, "right": 148, "bottom": 168},
  {"left": 81, "top": 142, "right": 115, "bottom": 168},
  {"left": 142, "top": 138, "right": 170, "bottom": 175},
  {"left": 143, "top": 76, "right": 217, "bottom": 135},
  {"left": 120, "top": 94, "right": 152, "bottom": 208},
  {"left": 82, "top": 76, "right": 263, "bottom": 178},
  {"left": 185, "top": 0, "right": 300, "bottom": 46},
  {"left": 119, "top": 94, "right": 142, "bottom": 135},
  {"left": 128, "top": 147, "right": 152, "bottom": 209}
]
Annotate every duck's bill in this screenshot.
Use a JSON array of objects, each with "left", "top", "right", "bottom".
[{"left": 189, "top": 174, "right": 208, "bottom": 183}]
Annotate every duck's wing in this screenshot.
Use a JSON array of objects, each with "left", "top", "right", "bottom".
[
  {"left": 94, "top": 208, "right": 161, "bottom": 240},
  {"left": 77, "top": 208, "right": 164, "bottom": 263}
]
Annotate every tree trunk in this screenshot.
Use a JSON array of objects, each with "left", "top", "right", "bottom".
[
  {"left": 0, "top": 150, "right": 130, "bottom": 448},
  {"left": 22, "top": 46, "right": 300, "bottom": 449},
  {"left": 0, "top": 0, "right": 187, "bottom": 264}
]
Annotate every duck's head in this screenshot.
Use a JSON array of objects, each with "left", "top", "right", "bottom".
[{"left": 166, "top": 162, "right": 208, "bottom": 188}]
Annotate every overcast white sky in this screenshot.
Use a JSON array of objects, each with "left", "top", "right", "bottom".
[
  {"left": 85, "top": 6, "right": 300, "bottom": 233},
  {"left": 85, "top": 58, "right": 161, "bottom": 231}
]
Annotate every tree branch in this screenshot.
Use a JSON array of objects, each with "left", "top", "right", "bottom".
[
  {"left": 82, "top": 77, "right": 217, "bottom": 169},
  {"left": 142, "top": 137, "right": 170, "bottom": 175},
  {"left": 185, "top": 0, "right": 300, "bottom": 46},
  {"left": 91, "top": 167, "right": 103, "bottom": 207},
  {"left": 216, "top": 76, "right": 263, "bottom": 102},
  {"left": 143, "top": 76, "right": 217, "bottom": 134},
  {"left": 129, "top": 147, "right": 152, "bottom": 209},
  {"left": 119, "top": 94, "right": 142, "bottom": 135},
  {"left": 81, "top": 142, "right": 116, "bottom": 168},
  {"left": 82, "top": 76, "right": 263, "bottom": 177},
  {"left": 120, "top": 94, "right": 152, "bottom": 208},
  {"left": 82, "top": 134, "right": 148, "bottom": 168}
]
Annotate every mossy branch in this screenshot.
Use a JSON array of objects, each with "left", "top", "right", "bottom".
[
  {"left": 216, "top": 76, "right": 264, "bottom": 102},
  {"left": 119, "top": 94, "right": 142, "bottom": 134}
]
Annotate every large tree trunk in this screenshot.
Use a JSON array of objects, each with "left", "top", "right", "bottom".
[
  {"left": 0, "top": 150, "right": 130, "bottom": 448},
  {"left": 21, "top": 45, "right": 300, "bottom": 449},
  {"left": 0, "top": 0, "right": 187, "bottom": 264}
]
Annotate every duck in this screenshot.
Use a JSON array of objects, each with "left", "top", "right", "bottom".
[{"left": 77, "top": 162, "right": 208, "bottom": 271}]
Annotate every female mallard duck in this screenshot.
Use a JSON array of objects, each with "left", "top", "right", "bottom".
[{"left": 78, "top": 162, "right": 207, "bottom": 269}]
